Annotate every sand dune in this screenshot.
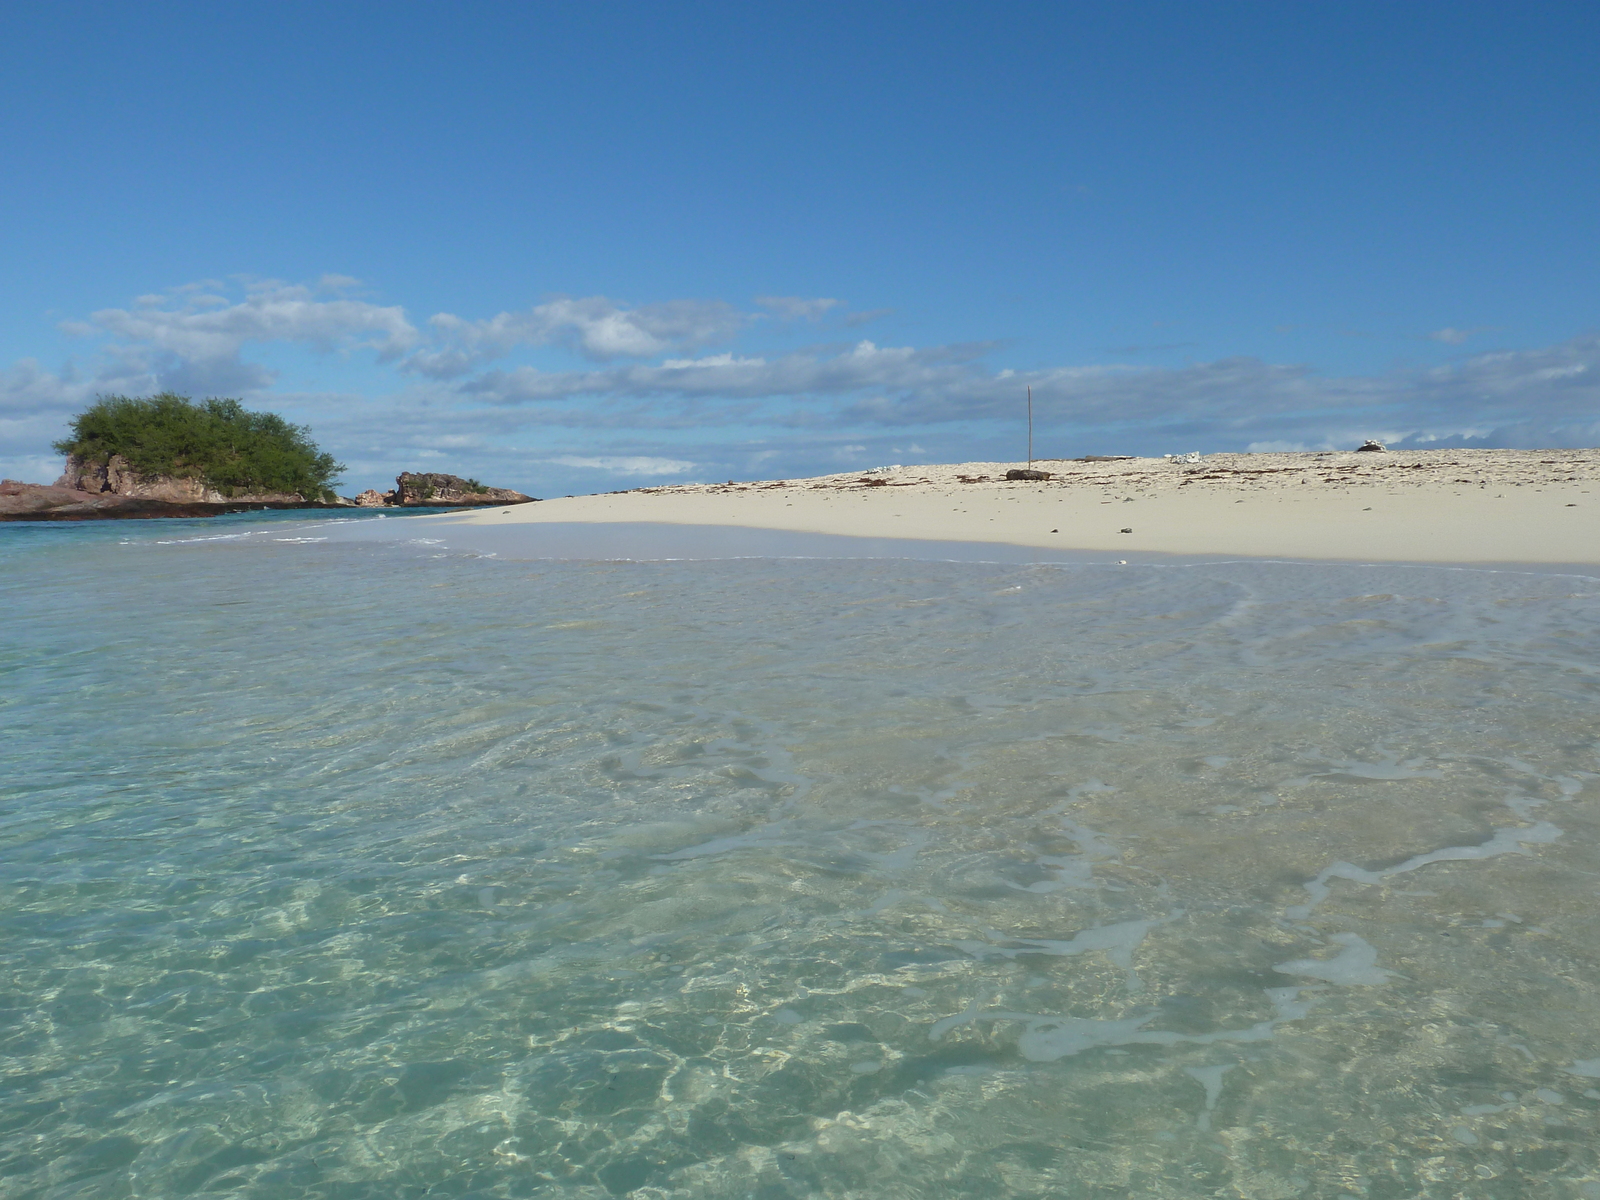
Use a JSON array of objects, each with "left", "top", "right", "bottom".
[{"left": 451, "top": 448, "right": 1600, "bottom": 564}]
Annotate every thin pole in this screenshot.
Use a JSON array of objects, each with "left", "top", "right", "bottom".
[{"left": 1027, "top": 386, "right": 1033, "bottom": 468}]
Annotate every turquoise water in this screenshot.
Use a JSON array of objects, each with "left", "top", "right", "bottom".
[{"left": 4, "top": 515, "right": 1600, "bottom": 1199}]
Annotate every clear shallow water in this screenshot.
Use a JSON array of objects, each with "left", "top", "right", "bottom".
[{"left": 4, "top": 517, "right": 1600, "bottom": 1199}]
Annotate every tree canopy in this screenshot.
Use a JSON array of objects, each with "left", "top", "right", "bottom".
[{"left": 54, "top": 393, "right": 344, "bottom": 499}]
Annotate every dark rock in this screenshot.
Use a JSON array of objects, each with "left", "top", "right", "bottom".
[
  {"left": 1120, "top": 527, "right": 1133, "bottom": 533},
  {"left": 1356, "top": 440, "right": 1387, "bottom": 452},
  {"left": 1005, "top": 468, "right": 1054, "bottom": 480},
  {"left": 392, "top": 472, "right": 536, "bottom": 507}
]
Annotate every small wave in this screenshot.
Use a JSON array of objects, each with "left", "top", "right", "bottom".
[{"left": 152, "top": 532, "right": 259, "bottom": 544}]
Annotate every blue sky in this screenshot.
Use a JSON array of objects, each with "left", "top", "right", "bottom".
[{"left": 4, "top": 2, "right": 1598, "bottom": 495}]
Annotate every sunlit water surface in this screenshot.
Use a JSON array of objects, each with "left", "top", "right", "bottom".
[{"left": 4, "top": 514, "right": 1600, "bottom": 1199}]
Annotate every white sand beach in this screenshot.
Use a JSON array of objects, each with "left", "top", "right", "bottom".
[{"left": 450, "top": 448, "right": 1600, "bottom": 564}]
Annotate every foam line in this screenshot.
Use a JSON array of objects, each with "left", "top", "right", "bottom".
[
  {"left": 1274, "top": 933, "right": 1394, "bottom": 985},
  {"left": 1186, "top": 1064, "right": 1236, "bottom": 1130},
  {"left": 652, "top": 821, "right": 802, "bottom": 860},
  {"left": 1286, "top": 822, "right": 1564, "bottom": 918},
  {"left": 930, "top": 985, "right": 1319, "bottom": 1062},
  {"left": 953, "top": 911, "right": 1183, "bottom": 992}
]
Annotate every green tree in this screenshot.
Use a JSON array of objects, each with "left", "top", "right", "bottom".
[{"left": 54, "top": 393, "right": 345, "bottom": 500}]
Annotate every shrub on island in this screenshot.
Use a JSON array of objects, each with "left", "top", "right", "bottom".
[{"left": 53, "top": 393, "right": 345, "bottom": 501}]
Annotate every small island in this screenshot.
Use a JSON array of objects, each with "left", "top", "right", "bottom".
[
  {"left": 353, "top": 472, "right": 536, "bottom": 509},
  {"left": 1, "top": 393, "right": 537, "bottom": 520}
]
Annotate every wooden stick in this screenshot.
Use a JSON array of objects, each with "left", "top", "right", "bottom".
[{"left": 1027, "top": 385, "right": 1033, "bottom": 468}]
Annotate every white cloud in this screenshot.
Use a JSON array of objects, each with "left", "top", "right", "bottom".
[
  {"left": 70, "top": 280, "right": 419, "bottom": 397},
  {"left": 659, "top": 353, "right": 766, "bottom": 370},
  {"left": 459, "top": 327, "right": 1600, "bottom": 453},
  {"left": 91, "top": 281, "right": 418, "bottom": 364},
  {"left": 0, "top": 353, "right": 159, "bottom": 421},
  {"left": 468, "top": 339, "right": 998, "bottom": 404},
  {"left": 1426, "top": 326, "right": 1495, "bottom": 345},
  {"left": 11, "top": 276, "right": 1600, "bottom": 494},
  {"left": 756, "top": 295, "right": 842, "bottom": 321},
  {"left": 408, "top": 296, "right": 748, "bottom": 377},
  {"left": 0, "top": 451, "right": 63, "bottom": 484},
  {"left": 543, "top": 454, "right": 698, "bottom": 475}
]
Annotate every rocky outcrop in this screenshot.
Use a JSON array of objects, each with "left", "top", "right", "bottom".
[
  {"left": 4, "top": 460, "right": 534, "bottom": 519},
  {"left": 1, "top": 478, "right": 347, "bottom": 521},
  {"left": 3, "top": 478, "right": 128, "bottom": 518},
  {"left": 391, "top": 472, "right": 535, "bottom": 507},
  {"left": 55, "top": 454, "right": 308, "bottom": 504}
]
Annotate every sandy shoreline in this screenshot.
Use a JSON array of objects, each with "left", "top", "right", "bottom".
[{"left": 443, "top": 448, "right": 1600, "bottom": 564}]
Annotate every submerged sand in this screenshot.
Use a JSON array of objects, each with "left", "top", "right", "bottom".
[{"left": 451, "top": 448, "right": 1600, "bottom": 564}]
